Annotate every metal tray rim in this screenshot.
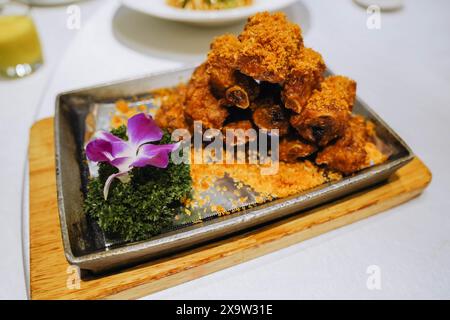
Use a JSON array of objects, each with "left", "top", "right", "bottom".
[
  {"left": 61, "top": 156, "right": 413, "bottom": 266},
  {"left": 54, "top": 66, "right": 414, "bottom": 270}
]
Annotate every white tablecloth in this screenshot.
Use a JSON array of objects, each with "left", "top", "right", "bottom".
[{"left": 1, "top": 0, "right": 449, "bottom": 299}]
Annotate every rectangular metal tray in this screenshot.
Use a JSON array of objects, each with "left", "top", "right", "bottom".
[{"left": 55, "top": 66, "right": 413, "bottom": 273}]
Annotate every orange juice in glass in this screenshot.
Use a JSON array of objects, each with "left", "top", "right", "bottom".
[{"left": 0, "top": 2, "right": 43, "bottom": 78}]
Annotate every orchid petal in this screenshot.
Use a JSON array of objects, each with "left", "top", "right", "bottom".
[
  {"left": 85, "top": 139, "right": 113, "bottom": 162},
  {"left": 127, "top": 113, "right": 163, "bottom": 147},
  {"left": 110, "top": 156, "right": 134, "bottom": 173},
  {"left": 96, "top": 131, "right": 123, "bottom": 143},
  {"left": 86, "top": 131, "right": 131, "bottom": 164},
  {"left": 110, "top": 141, "right": 133, "bottom": 158},
  {"left": 85, "top": 113, "right": 177, "bottom": 200},
  {"left": 97, "top": 131, "right": 132, "bottom": 158},
  {"left": 132, "top": 142, "right": 180, "bottom": 168},
  {"left": 103, "top": 171, "right": 129, "bottom": 200}
]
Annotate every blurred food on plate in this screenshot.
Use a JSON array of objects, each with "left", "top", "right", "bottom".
[{"left": 167, "top": 0, "right": 253, "bottom": 10}]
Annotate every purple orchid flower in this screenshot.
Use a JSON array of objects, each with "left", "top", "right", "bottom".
[{"left": 85, "top": 113, "right": 180, "bottom": 200}]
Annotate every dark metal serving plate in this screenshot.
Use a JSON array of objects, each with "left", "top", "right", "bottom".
[{"left": 55, "top": 66, "right": 413, "bottom": 273}]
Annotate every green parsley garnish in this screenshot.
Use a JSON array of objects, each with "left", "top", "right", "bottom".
[{"left": 84, "top": 126, "right": 192, "bottom": 242}]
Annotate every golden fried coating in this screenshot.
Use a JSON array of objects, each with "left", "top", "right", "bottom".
[
  {"left": 282, "top": 48, "right": 326, "bottom": 114},
  {"left": 185, "top": 86, "right": 229, "bottom": 130},
  {"left": 184, "top": 64, "right": 229, "bottom": 129},
  {"left": 320, "top": 75, "right": 357, "bottom": 111},
  {"left": 151, "top": 11, "right": 389, "bottom": 186},
  {"left": 315, "top": 115, "right": 373, "bottom": 175},
  {"left": 188, "top": 62, "right": 210, "bottom": 88},
  {"left": 206, "top": 34, "right": 259, "bottom": 108},
  {"left": 222, "top": 120, "right": 255, "bottom": 145},
  {"left": 252, "top": 97, "right": 290, "bottom": 136},
  {"left": 223, "top": 119, "right": 254, "bottom": 131},
  {"left": 237, "top": 12, "right": 303, "bottom": 83},
  {"left": 279, "top": 137, "right": 317, "bottom": 163},
  {"left": 155, "top": 85, "right": 189, "bottom": 132},
  {"left": 290, "top": 75, "right": 356, "bottom": 146},
  {"left": 206, "top": 34, "right": 240, "bottom": 96}
]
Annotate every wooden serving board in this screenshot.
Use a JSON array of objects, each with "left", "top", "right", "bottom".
[{"left": 29, "top": 118, "right": 432, "bottom": 300}]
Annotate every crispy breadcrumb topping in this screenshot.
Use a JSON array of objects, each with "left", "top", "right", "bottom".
[
  {"left": 107, "top": 12, "right": 390, "bottom": 217},
  {"left": 237, "top": 12, "right": 303, "bottom": 83},
  {"left": 190, "top": 159, "right": 341, "bottom": 200}
]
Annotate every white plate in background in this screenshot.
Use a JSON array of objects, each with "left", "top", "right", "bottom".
[{"left": 121, "top": 0, "right": 299, "bottom": 26}]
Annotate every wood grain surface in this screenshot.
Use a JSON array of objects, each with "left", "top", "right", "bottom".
[{"left": 29, "top": 117, "right": 432, "bottom": 300}]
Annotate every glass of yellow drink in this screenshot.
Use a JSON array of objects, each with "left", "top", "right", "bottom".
[{"left": 0, "top": 1, "right": 43, "bottom": 78}]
